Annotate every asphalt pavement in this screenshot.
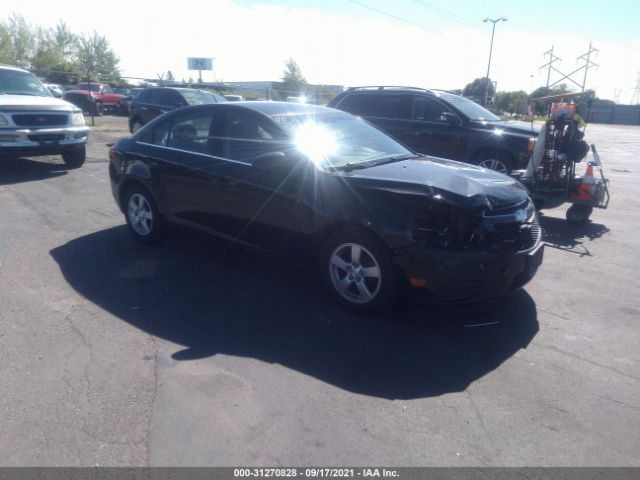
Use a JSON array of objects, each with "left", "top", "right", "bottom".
[{"left": 0, "top": 116, "right": 638, "bottom": 466}]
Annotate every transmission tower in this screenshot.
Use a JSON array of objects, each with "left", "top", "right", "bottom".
[
  {"left": 539, "top": 42, "right": 598, "bottom": 91},
  {"left": 632, "top": 72, "right": 640, "bottom": 105},
  {"left": 540, "top": 45, "right": 561, "bottom": 88}
]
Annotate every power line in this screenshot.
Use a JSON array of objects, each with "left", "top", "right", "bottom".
[
  {"left": 348, "top": 0, "right": 440, "bottom": 33},
  {"left": 412, "top": 0, "right": 476, "bottom": 27}
]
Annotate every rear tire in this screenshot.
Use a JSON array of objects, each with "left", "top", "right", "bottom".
[
  {"left": 123, "top": 184, "right": 167, "bottom": 244},
  {"left": 319, "top": 228, "right": 398, "bottom": 314},
  {"left": 62, "top": 146, "right": 86, "bottom": 169}
]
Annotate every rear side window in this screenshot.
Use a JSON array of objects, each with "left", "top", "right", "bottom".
[
  {"left": 167, "top": 112, "right": 215, "bottom": 154},
  {"left": 338, "top": 93, "right": 412, "bottom": 120},
  {"left": 136, "top": 89, "right": 151, "bottom": 102}
]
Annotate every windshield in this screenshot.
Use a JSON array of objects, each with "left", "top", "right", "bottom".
[
  {"left": 181, "top": 90, "right": 227, "bottom": 105},
  {"left": 272, "top": 112, "right": 412, "bottom": 169},
  {"left": 0, "top": 69, "right": 52, "bottom": 97},
  {"left": 438, "top": 93, "right": 501, "bottom": 122}
]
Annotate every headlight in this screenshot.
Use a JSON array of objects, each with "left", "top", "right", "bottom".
[
  {"left": 71, "top": 112, "right": 86, "bottom": 126},
  {"left": 413, "top": 206, "right": 482, "bottom": 249},
  {"left": 0, "top": 114, "right": 8, "bottom": 126}
]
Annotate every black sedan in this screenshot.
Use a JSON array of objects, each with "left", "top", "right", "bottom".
[{"left": 109, "top": 102, "right": 543, "bottom": 313}]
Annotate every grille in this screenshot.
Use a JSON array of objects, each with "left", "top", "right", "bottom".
[
  {"left": 13, "top": 114, "right": 68, "bottom": 127},
  {"left": 515, "top": 216, "right": 541, "bottom": 252},
  {"left": 483, "top": 199, "right": 530, "bottom": 217}
]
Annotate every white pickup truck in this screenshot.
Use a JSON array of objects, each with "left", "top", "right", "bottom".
[{"left": 0, "top": 64, "right": 90, "bottom": 168}]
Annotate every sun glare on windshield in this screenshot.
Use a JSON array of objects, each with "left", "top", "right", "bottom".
[{"left": 293, "top": 122, "right": 339, "bottom": 165}]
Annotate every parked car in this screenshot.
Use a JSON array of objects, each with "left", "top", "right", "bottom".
[
  {"left": 0, "top": 64, "right": 89, "bottom": 168},
  {"left": 128, "top": 87, "right": 227, "bottom": 133},
  {"left": 109, "top": 102, "right": 543, "bottom": 313},
  {"left": 224, "top": 94, "right": 245, "bottom": 102},
  {"left": 119, "top": 88, "right": 144, "bottom": 116},
  {"left": 43, "top": 82, "right": 65, "bottom": 98},
  {"left": 64, "top": 82, "right": 125, "bottom": 116},
  {"left": 328, "top": 86, "right": 538, "bottom": 174}
]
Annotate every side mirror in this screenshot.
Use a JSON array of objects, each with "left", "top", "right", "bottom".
[
  {"left": 172, "top": 102, "right": 184, "bottom": 109},
  {"left": 252, "top": 151, "right": 298, "bottom": 172},
  {"left": 439, "top": 112, "right": 462, "bottom": 127}
]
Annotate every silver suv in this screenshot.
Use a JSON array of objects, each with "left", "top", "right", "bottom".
[{"left": 0, "top": 64, "right": 90, "bottom": 168}]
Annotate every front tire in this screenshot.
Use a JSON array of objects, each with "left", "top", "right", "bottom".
[
  {"left": 130, "top": 118, "right": 144, "bottom": 134},
  {"left": 476, "top": 152, "right": 513, "bottom": 174},
  {"left": 92, "top": 101, "right": 104, "bottom": 117},
  {"left": 319, "top": 229, "right": 398, "bottom": 314},
  {"left": 124, "top": 184, "right": 166, "bottom": 244},
  {"left": 566, "top": 204, "right": 593, "bottom": 225},
  {"left": 62, "top": 146, "right": 86, "bottom": 168}
]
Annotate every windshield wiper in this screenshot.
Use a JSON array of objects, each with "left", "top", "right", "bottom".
[
  {"left": 332, "top": 153, "right": 422, "bottom": 172},
  {"left": 366, "top": 153, "right": 423, "bottom": 167}
]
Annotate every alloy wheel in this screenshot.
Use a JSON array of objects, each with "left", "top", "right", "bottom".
[
  {"left": 128, "top": 193, "right": 153, "bottom": 236},
  {"left": 329, "top": 242, "right": 382, "bottom": 304},
  {"left": 479, "top": 158, "right": 508, "bottom": 174}
]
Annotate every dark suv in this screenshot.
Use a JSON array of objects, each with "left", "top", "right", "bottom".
[
  {"left": 328, "top": 86, "right": 537, "bottom": 174},
  {"left": 128, "top": 87, "right": 226, "bottom": 133}
]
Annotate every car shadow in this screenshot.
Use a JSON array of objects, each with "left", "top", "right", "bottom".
[
  {"left": 50, "top": 226, "right": 539, "bottom": 400},
  {"left": 0, "top": 157, "right": 69, "bottom": 186},
  {"left": 540, "top": 215, "right": 609, "bottom": 257}
]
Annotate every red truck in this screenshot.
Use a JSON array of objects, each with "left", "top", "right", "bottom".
[{"left": 64, "top": 82, "right": 125, "bottom": 116}]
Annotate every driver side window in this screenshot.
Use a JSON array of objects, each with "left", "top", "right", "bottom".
[
  {"left": 220, "top": 110, "right": 286, "bottom": 163},
  {"left": 413, "top": 97, "right": 448, "bottom": 123}
]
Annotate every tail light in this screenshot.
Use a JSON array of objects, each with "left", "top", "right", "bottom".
[{"left": 528, "top": 137, "right": 536, "bottom": 154}]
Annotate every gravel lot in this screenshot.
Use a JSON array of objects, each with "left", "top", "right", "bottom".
[{"left": 1, "top": 116, "right": 639, "bottom": 466}]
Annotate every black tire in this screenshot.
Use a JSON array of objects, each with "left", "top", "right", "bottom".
[
  {"left": 566, "top": 204, "right": 593, "bottom": 225},
  {"left": 475, "top": 152, "right": 513, "bottom": 175},
  {"left": 130, "top": 117, "right": 144, "bottom": 134},
  {"left": 123, "top": 184, "right": 167, "bottom": 244},
  {"left": 92, "top": 101, "right": 104, "bottom": 117},
  {"left": 319, "top": 228, "right": 398, "bottom": 314},
  {"left": 62, "top": 146, "right": 86, "bottom": 169}
]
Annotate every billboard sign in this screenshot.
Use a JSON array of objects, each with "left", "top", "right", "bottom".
[{"left": 187, "top": 58, "right": 213, "bottom": 70}]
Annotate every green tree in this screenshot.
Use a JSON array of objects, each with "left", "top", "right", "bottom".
[
  {"left": 166, "top": 70, "right": 175, "bottom": 81},
  {"left": 0, "top": 14, "right": 36, "bottom": 67},
  {"left": 76, "top": 32, "right": 121, "bottom": 83},
  {"left": 495, "top": 90, "right": 529, "bottom": 115},
  {"left": 280, "top": 58, "right": 307, "bottom": 98},
  {"left": 462, "top": 77, "right": 495, "bottom": 103},
  {"left": 530, "top": 84, "right": 572, "bottom": 114}
]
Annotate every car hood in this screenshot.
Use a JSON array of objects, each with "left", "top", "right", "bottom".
[
  {"left": 337, "top": 156, "right": 530, "bottom": 211},
  {"left": 0, "top": 94, "right": 78, "bottom": 111},
  {"left": 475, "top": 120, "right": 539, "bottom": 136}
]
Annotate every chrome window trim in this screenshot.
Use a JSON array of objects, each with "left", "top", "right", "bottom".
[{"left": 136, "top": 141, "right": 251, "bottom": 166}]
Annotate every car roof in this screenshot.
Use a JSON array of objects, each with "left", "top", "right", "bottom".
[
  {"left": 234, "top": 101, "right": 337, "bottom": 116},
  {"left": 0, "top": 64, "right": 31, "bottom": 73},
  {"left": 338, "top": 86, "right": 459, "bottom": 98}
]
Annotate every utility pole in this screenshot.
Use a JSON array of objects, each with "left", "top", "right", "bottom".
[
  {"left": 482, "top": 16, "right": 507, "bottom": 106},
  {"left": 539, "top": 45, "right": 561, "bottom": 88}
]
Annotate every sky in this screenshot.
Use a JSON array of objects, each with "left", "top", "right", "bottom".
[{"left": 5, "top": 0, "right": 640, "bottom": 102}]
